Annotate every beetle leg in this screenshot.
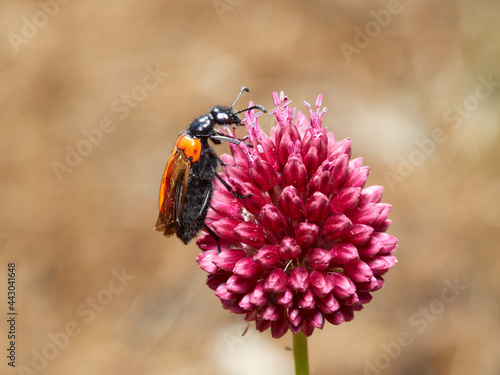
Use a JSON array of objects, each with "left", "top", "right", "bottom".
[
  {"left": 214, "top": 171, "right": 252, "bottom": 199},
  {"left": 203, "top": 223, "right": 221, "bottom": 253}
]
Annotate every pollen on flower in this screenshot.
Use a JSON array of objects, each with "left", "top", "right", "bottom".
[{"left": 196, "top": 92, "right": 398, "bottom": 339}]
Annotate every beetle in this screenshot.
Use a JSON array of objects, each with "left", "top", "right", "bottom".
[{"left": 154, "top": 87, "right": 266, "bottom": 252}]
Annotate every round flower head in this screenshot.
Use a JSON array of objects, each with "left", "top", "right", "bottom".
[{"left": 196, "top": 92, "right": 398, "bottom": 338}]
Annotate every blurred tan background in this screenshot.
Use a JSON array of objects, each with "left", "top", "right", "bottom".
[{"left": 1, "top": 0, "right": 499, "bottom": 374}]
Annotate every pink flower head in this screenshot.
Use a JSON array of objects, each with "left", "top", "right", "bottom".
[{"left": 196, "top": 91, "right": 398, "bottom": 338}]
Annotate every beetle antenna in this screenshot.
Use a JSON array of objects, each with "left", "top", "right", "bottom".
[
  {"left": 234, "top": 104, "right": 267, "bottom": 115},
  {"left": 230, "top": 86, "right": 250, "bottom": 108}
]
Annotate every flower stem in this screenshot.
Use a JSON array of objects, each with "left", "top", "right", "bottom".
[{"left": 293, "top": 332, "right": 309, "bottom": 375}]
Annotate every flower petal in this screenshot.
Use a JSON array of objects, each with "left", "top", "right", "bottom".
[
  {"left": 309, "top": 270, "right": 335, "bottom": 297},
  {"left": 258, "top": 204, "right": 286, "bottom": 232},
  {"left": 288, "top": 266, "right": 309, "bottom": 292},
  {"left": 264, "top": 268, "right": 288, "bottom": 293},
  {"left": 233, "top": 257, "right": 264, "bottom": 279},
  {"left": 234, "top": 222, "right": 266, "bottom": 247},
  {"left": 279, "top": 236, "right": 302, "bottom": 260},
  {"left": 305, "top": 191, "right": 330, "bottom": 221},
  {"left": 278, "top": 185, "right": 304, "bottom": 218},
  {"left": 323, "top": 214, "right": 353, "bottom": 240},
  {"left": 283, "top": 157, "right": 308, "bottom": 192},
  {"left": 254, "top": 245, "right": 280, "bottom": 268},
  {"left": 295, "top": 222, "right": 320, "bottom": 248},
  {"left": 306, "top": 248, "right": 332, "bottom": 270}
]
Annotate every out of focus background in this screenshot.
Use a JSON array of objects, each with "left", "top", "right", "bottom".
[{"left": 1, "top": 1, "right": 499, "bottom": 374}]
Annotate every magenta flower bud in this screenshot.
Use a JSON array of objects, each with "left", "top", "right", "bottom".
[
  {"left": 219, "top": 153, "right": 234, "bottom": 167},
  {"left": 365, "top": 255, "right": 397, "bottom": 275},
  {"left": 206, "top": 273, "right": 230, "bottom": 290},
  {"left": 348, "top": 203, "right": 385, "bottom": 225},
  {"left": 308, "top": 171, "right": 334, "bottom": 196},
  {"left": 234, "top": 222, "right": 265, "bottom": 247},
  {"left": 349, "top": 157, "right": 363, "bottom": 169},
  {"left": 277, "top": 125, "right": 301, "bottom": 165},
  {"left": 309, "top": 270, "right": 335, "bottom": 297},
  {"left": 215, "top": 284, "right": 238, "bottom": 301},
  {"left": 359, "top": 185, "right": 384, "bottom": 204},
  {"left": 371, "top": 204, "right": 392, "bottom": 231},
  {"left": 230, "top": 304, "right": 248, "bottom": 314},
  {"left": 264, "top": 268, "right": 287, "bottom": 293},
  {"left": 255, "top": 318, "right": 272, "bottom": 333},
  {"left": 258, "top": 204, "right": 286, "bottom": 232},
  {"left": 210, "top": 191, "right": 241, "bottom": 218},
  {"left": 344, "top": 166, "right": 370, "bottom": 189},
  {"left": 254, "top": 245, "right": 280, "bottom": 268},
  {"left": 306, "top": 310, "right": 324, "bottom": 329},
  {"left": 305, "top": 191, "right": 330, "bottom": 221},
  {"left": 342, "top": 293, "right": 360, "bottom": 305},
  {"left": 329, "top": 306, "right": 355, "bottom": 325},
  {"left": 226, "top": 275, "right": 257, "bottom": 294},
  {"left": 196, "top": 251, "right": 218, "bottom": 273},
  {"left": 276, "top": 287, "right": 294, "bottom": 307},
  {"left": 288, "top": 266, "right": 309, "bottom": 292},
  {"left": 225, "top": 165, "right": 252, "bottom": 184},
  {"left": 249, "top": 157, "right": 278, "bottom": 191},
  {"left": 295, "top": 222, "right": 320, "bottom": 248},
  {"left": 302, "top": 134, "right": 328, "bottom": 173},
  {"left": 358, "top": 277, "right": 384, "bottom": 292},
  {"left": 238, "top": 293, "right": 255, "bottom": 311},
  {"left": 323, "top": 214, "right": 353, "bottom": 239},
  {"left": 343, "top": 260, "right": 374, "bottom": 283},
  {"left": 372, "top": 232, "right": 398, "bottom": 255},
  {"left": 331, "top": 243, "right": 359, "bottom": 264},
  {"left": 279, "top": 236, "right": 302, "bottom": 260},
  {"left": 212, "top": 217, "right": 243, "bottom": 242},
  {"left": 374, "top": 218, "right": 391, "bottom": 233},
  {"left": 287, "top": 306, "right": 302, "bottom": 327},
  {"left": 306, "top": 248, "right": 332, "bottom": 270},
  {"left": 358, "top": 238, "right": 383, "bottom": 258},
  {"left": 276, "top": 131, "right": 290, "bottom": 165},
  {"left": 318, "top": 293, "right": 340, "bottom": 315},
  {"left": 233, "top": 257, "right": 264, "bottom": 279},
  {"left": 196, "top": 92, "right": 398, "bottom": 338},
  {"left": 328, "top": 138, "right": 351, "bottom": 161},
  {"left": 250, "top": 282, "right": 268, "bottom": 306},
  {"left": 331, "top": 187, "right": 361, "bottom": 214},
  {"left": 256, "top": 141, "right": 278, "bottom": 171},
  {"left": 303, "top": 145, "right": 321, "bottom": 174},
  {"left": 278, "top": 185, "right": 304, "bottom": 218},
  {"left": 331, "top": 272, "right": 356, "bottom": 299},
  {"left": 213, "top": 249, "right": 247, "bottom": 271},
  {"left": 298, "top": 290, "right": 316, "bottom": 309},
  {"left": 318, "top": 293, "right": 340, "bottom": 320},
  {"left": 232, "top": 181, "right": 268, "bottom": 215},
  {"left": 330, "top": 154, "right": 349, "bottom": 190},
  {"left": 229, "top": 142, "right": 250, "bottom": 169},
  {"left": 343, "top": 224, "right": 374, "bottom": 245},
  {"left": 262, "top": 303, "right": 282, "bottom": 321},
  {"left": 271, "top": 318, "right": 288, "bottom": 339},
  {"left": 283, "top": 157, "right": 308, "bottom": 192}
]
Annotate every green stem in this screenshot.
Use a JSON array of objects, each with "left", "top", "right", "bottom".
[{"left": 293, "top": 332, "right": 309, "bottom": 375}]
